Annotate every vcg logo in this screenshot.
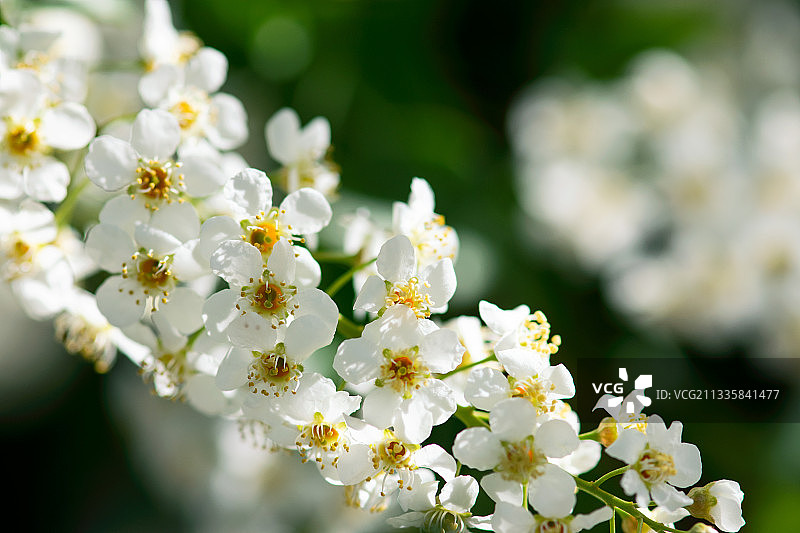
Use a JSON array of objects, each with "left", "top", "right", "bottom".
[{"left": 593, "top": 368, "right": 652, "bottom": 421}]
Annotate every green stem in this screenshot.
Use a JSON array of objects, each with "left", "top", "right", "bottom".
[
  {"left": 438, "top": 353, "right": 497, "bottom": 379},
  {"left": 611, "top": 509, "right": 616, "bottom": 533},
  {"left": 522, "top": 481, "right": 529, "bottom": 509},
  {"left": 325, "top": 257, "right": 377, "bottom": 298},
  {"left": 453, "top": 405, "right": 489, "bottom": 429},
  {"left": 312, "top": 251, "right": 361, "bottom": 264},
  {"left": 579, "top": 428, "right": 601, "bottom": 441},
  {"left": 54, "top": 177, "right": 90, "bottom": 228},
  {"left": 592, "top": 466, "right": 629, "bottom": 487},
  {"left": 573, "top": 476, "right": 688, "bottom": 533},
  {"left": 638, "top": 517, "right": 644, "bottom": 533},
  {"left": 336, "top": 314, "right": 364, "bottom": 339},
  {"left": 186, "top": 326, "right": 206, "bottom": 348}
]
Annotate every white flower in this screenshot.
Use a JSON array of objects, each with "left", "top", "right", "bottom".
[
  {"left": 265, "top": 107, "right": 339, "bottom": 197},
  {"left": 140, "top": 0, "right": 204, "bottom": 70},
  {"left": 197, "top": 167, "right": 331, "bottom": 287},
  {"left": 392, "top": 177, "right": 459, "bottom": 269},
  {"left": 337, "top": 423, "right": 456, "bottom": 497},
  {"left": 354, "top": 234, "right": 456, "bottom": 319},
  {"left": 387, "top": 475, "right": 492, "bottom": 531},
  {"left": 254, "top": 373, "right": 361, "bottom": 475},
  {"left": 334, "top": 304, "right": 462, "bottom": 443},
  {"left": 202, "top": 238, "right": 338, "bottom": 350},
  {"left": 441, "top": 314, "right": 500, "bottom": 406},
  {"left": 0, "top": 198, "right": 57, "bottom": 280},
  {"left": 452, "top": 398, "right": 579, "bottom": 518},
  {"left": 215, "top": 313, "right": 337, "bottom": 400},
  {"left": 54, "top": 288, "right": 146, "bottom": 373},
  {"left": 622, "top": 506, "right": 689, "bottom": 533},
  {"left": 0, "top": 70, "right": 95, "bottom": 201},
  {"left": 464, "top": 364, "right": 574, "bottom": 416},
  {"left": 687, "top": 480, "right": 745, "bottom": 532},
  {"left": 0, "top": 24, "right": 90, "bottom": 102},
  {"left": 492, "top": 502, "right": 613, "bottom": 533},
  {"left": 84, "top": 108, "right": 225, "bottom": 208},
  {"left": 478, "top": 300, "right": 562, "bottom": 372},
  {"left": 86, "top": 221, "right": 205, "bottom": 332},
  {"left": 139, "top": 49, "right": 247, "bottom": 150},
  {"left": 606, "top": 415, "right": 702, "bottom": 511}
]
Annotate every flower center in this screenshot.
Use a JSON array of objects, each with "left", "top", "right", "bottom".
[
  {"left": 376, "top": 346, "right": 429, "bottom": 398},
  {"left": 636, "top": 448, "right": 677, "bottom": 484},
  {"left": 537, "top": 519, "right": 570, "bottom": 533},
  {"left": 497, "top": 438, "right": 547, "bottom": 484},
  {"left": 121, "top": 251, "right": 176, "bottom": 309},
  {"left": 518, "top": 311, "right": 561, "bottom": 355},
  {"left": 1, "top": 234, "right": 36, "bottom": 280},
  {"left": 239, "top": 273, "right": 297, "bottom": 325},
  {"left": 253, "top": 282, "right": 285, "bottom": 312},
  {"left": 296, "top": 412, "right": 349, "bottom": 469},
  {"left": 135, "top": 160, "right": 183, "bottom": 205},
  {"left": 140, "top": 349, "right": 189, "bottom": 398},
  {"left": 385, "top": 277, "right": 432, "bottom": 318},
  {"left": 170, "top": 100, "right": 200, "bottom": 130},
  {"left": 55, "top": 312, "right": 115, "bottom": 373},
  {"left": 5, "top": 121, "right": 42, "bottom": 156},
  {"left": 510, "top": 376, "right": 558, "bottom": 415},
  {"left": 247, "top": 344, "right": 301, "bottom": 397},
  {"left": 422, "top": 508, "right": 467, "bottom": 533}
]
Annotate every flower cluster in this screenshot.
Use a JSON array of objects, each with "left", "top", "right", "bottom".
[
  {"left": 0, "top": 1, "right": 745, "bottom": 532},
  {"left": 508, "top": 1, "right": 800, "bottom": 359}
]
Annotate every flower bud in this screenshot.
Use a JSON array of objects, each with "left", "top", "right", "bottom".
[
  {"left": 688, "top": 524, "right": 719, "bottom": 533},
  {"left": 686, "top": 481, "right": 744, "bottom": 532},
  {"left": 598, "top": 417, "right": 619, "bottom": 446}
]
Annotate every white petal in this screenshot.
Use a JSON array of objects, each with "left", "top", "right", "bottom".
[
  {"left": 284, "top": 314, "right": 335, "bottom": 360},
  {"left": 131, "top": 108, "right": 180, "bottom": 160},
  {"left": 24, "top": 158, "right": 69, "bottom": 202},
  {"left": 98, "top": 194, "right": 150, "bottom": 235},
  {"left": 333, "top": 337, "right": 381, "bottom": 384},
  {"left": 85, "top": 223, "right": 135, "bottom": 273},
  {"left": 197, "top": 215, "right": 241, "bottom": 261},
  {"left": 420, "top": 327, "right": 464, "bottom": 373},
  {"left": 492, "top": 502, "right": 534, "bottom": 533},
  {"left": 40, "top": 102, "right": 95, "bottom": 150},
  {"left": 266, "top": 238, "right": 296, "bottom": 282},
  {"left": 440, "top": 475, "right": 479, "bottom": 513},
  {"left": 421, "top": 258, "right": 456, "bottom": 308},
  {"left": 181, "top": 154, "right": 225, "bottom": 197},
  {"left": 535, "top": 419, "right": 579, "bottom": 458},
  {"left": 571, "top": 507, "right": 614, "bottom": 532},
  {"left": 651, "top": 482, "right": 693, "bottom": 511},
  {"left": 278, "top": 188, "right": 332, "bottom": 234},
  {"left": 208, "top": 93, "right": 248, "bottom": 150},
  {"left": 386, "top": 512, "right": 425, "bottom": 529},
  {"left": 298, "top": 116, "right": 330, "bottom": 156},
  {"left": 138, "top": 64, "right": 179, "bottom": 106},
  {"left": 496, "top": 347, "right": 547, "bottom": 379},
  {"left": 362, "top": 387, "right": 402, "bottom": 429},
  {"left": 528, "top": 463, "right": 575, "bottom": 518},
  {"left": 465, "top": 367, "right": 509, "bottom": 411},
  {"left": 394, "top": 398, "right": 434, "bottom": 444},
  {"left": 408, "top": 177, "right": 435, "bottom": 215},
  {"left": 542, "top": 364, "right": 575, "bottom": 398},
  {"left": 202, "top": 288, "right": 239, "bottom": 340},
  {"left": 353, "top": 274, "right": 387, "bottom": 312},
  {"left": 606, "top": 429, "right": 648, "bottom": 465},
  {"left": 148, "top": 201, "right": 200, "bottom": 243},
  {"left": 552, "top": 440, "right": 602, "bottom": 476},
  {"left": 265, "top": 107, "right": 300, "bottom": 164},
  {"left": 85, "top": 135, "right": 138, "bottom": 191},
  {"left": 377, "top": 235, "right": 416, "bottom": 282},
  {"left": 224, "top": 167, "right": 271, "bottom": 215},
  {"left": 415, "top": 380, "right": 456, "bottom": 425},
  {"left": 478, "top": 300, "right": 529, "bottom": 335},
  {"left": 452, "top": 427, "right": 503, "bottom": 471},
  {"left": 291, "top": 287, "right": 339, "bottom": 329},
  {"left": 215, "top": 347, "right": 251, "bottom": 390},
  {"left": 226, "top": 312, "right": 278, "bottom": 350},
  {"left": 620, "top": 469, "right": 649, "bottom": 505},
  {"left": 185, "top": 47, "right": 228, "bottom": 93},
  {"left": 184, "top": 374, "right": 234, "bottom": 416},
  {"left": 293, "top": 246, "right": 321, "bottom": 288},
  {"left": 670, "top": 442, "right": 702, "bottom": 488},
  {"left": 415, "top": 444, "right": 456, "bottom": 482},
  {"left": 210, "top": 240, "right": 264, "bottom": 286},
  {"left": 134, "top": 223, "right": 181, "bottom": 255},
  {"left": 481, "top": 472, "right": 523, "bottom": 506},
  {"left": 398, "top": 480, "right": 438, "bottom": 512},
  {"left": 490, "top": 398, "right": 537, "bottom": 443},
  {"left": 336, "top": 443, "right": 379, "bottom": 485},
  {"left": 156, "top": 286, "right": 203, "bottom": 334},
  {"left": 96, "top": 275, "right": 146, "bottom": 327}
]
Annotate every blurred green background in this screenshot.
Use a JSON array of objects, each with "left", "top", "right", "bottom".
[{"left": 2, "top": 0, "right": 799, "bottom": 531}]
